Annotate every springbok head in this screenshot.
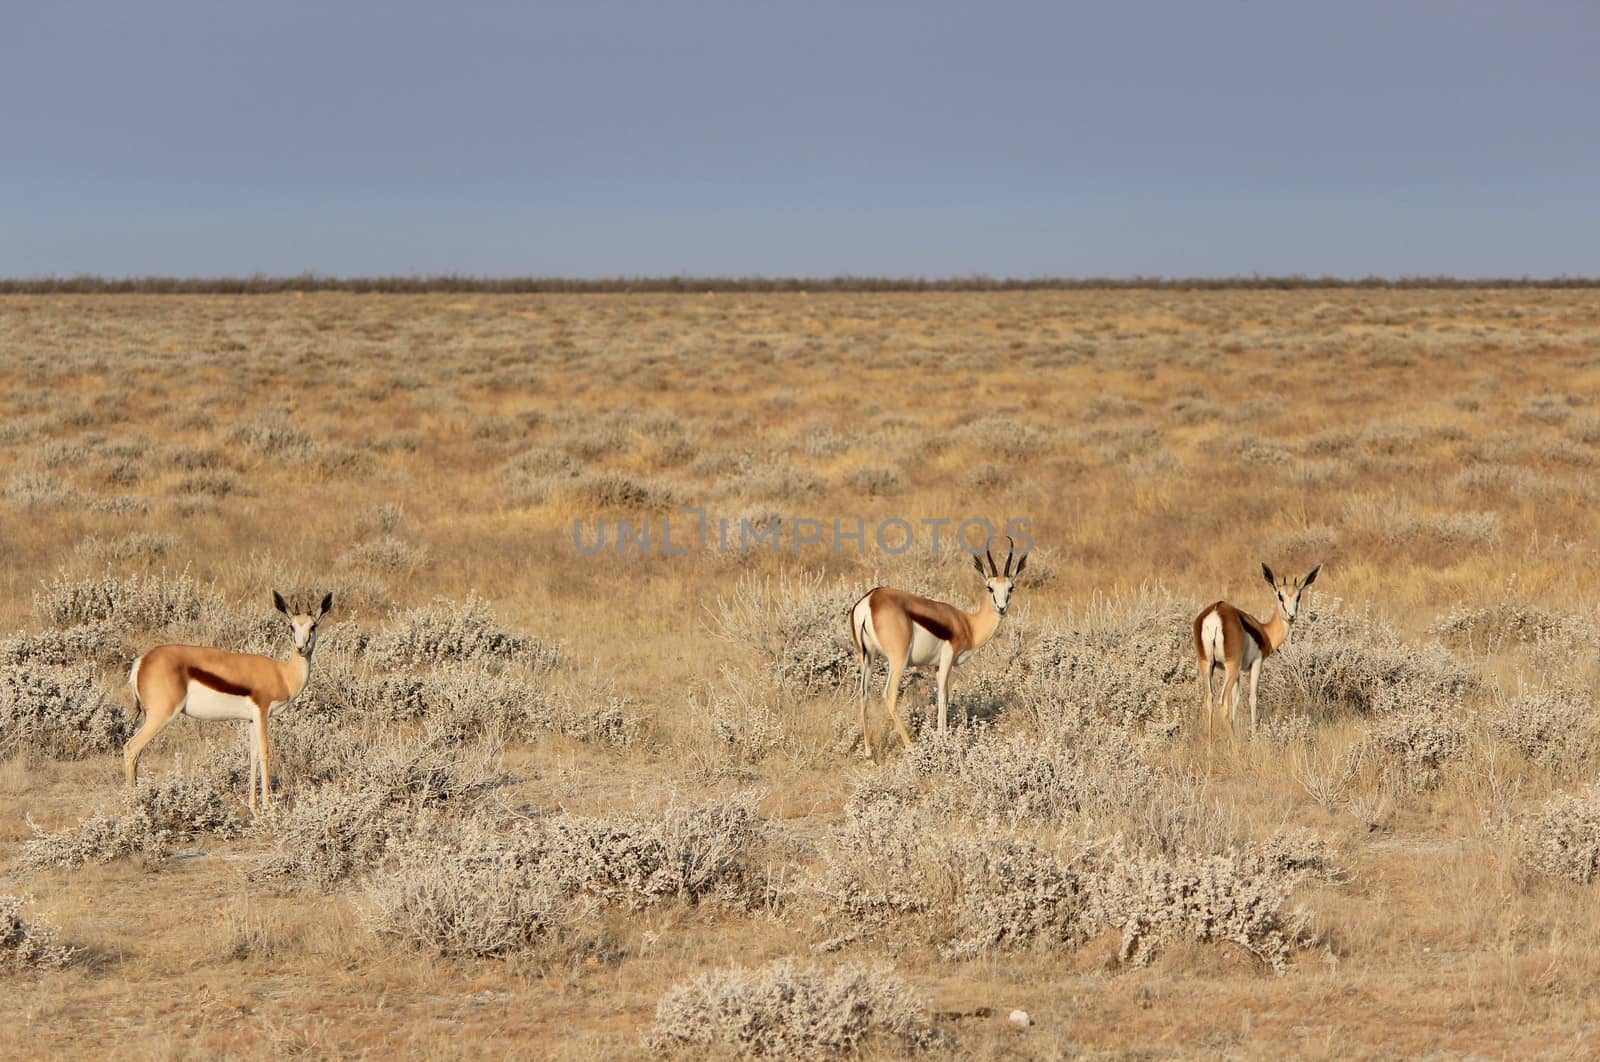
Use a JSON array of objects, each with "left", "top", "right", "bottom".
[
  {"left": 273, "top": 590, "right": 333, "bottom": 657},
  {"left": 1260, "top": 563, "right": 1320, "bottom": 625},
  {"left": 972, "top": 536, "right": 1028, "bottom": 615}
]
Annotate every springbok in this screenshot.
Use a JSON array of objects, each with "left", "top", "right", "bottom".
[
  {"left": 848, "top": 538, "right": 1026, "bottom": 759},
  {"left": 124, "top": 591, "right": 331, "bottom": 812},
  {"left": 1193, "top": 563, "right": 1320, "bottom": 741}
]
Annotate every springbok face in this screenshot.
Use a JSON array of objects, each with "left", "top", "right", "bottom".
[
  {"left": 274, "top": 590, "right": 334, "bottom": 657},
  {"left": 972, "top": 538, "right": 1028, "bottom": 616},
  {"left": 1260, "top": 563, "right": 1320, "bottom": 624}
]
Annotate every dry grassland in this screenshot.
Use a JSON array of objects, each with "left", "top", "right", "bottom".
[{"left": 1, "top": 289, "right": 1599, "bottom": 1059}]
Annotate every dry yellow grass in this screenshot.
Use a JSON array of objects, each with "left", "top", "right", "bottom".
[{"left": 1, "top": 289, "right": 1599, "bottom": 1058}]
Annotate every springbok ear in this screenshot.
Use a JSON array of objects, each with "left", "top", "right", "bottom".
[
  {"left": 318, "top": 592, "right": 334, "bottom": 617},
  {"left": 1301, "top": 564, "right": 1322, "bottom": 588},
  {"left": 1014, "top": 551, "right": 1027, "bottom": 576},
  {"left": 1260, "top": 562, "right": 1276, "bottom": 587},
  {"left": 972, "top": 553, "right": 986, "bottom": 577},
  {"left": 273, "top": 590, "right": 290, "bottom": 616}
]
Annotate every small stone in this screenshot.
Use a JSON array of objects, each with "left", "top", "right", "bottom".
[{"left": 1008, "top": 1009, "right": 1032, "bottom": 1028}]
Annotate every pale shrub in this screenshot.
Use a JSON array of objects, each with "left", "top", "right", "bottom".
[
  {"left": 1101, "top": 851, "right": 1311, "bottom": 972},
  {"left": 0, "top": 622, "right": 129, "bottom": 668},
  {"left": 689, "top": 683, "right": 795, "bottom": 769},
  {"left": 711, "top": 571, "right": 857, "bottom": 695},
  {"left": 1517, "top": 787, "right": 1600, "bottom": 885},
  {"left": 959, "top": 415, "right": 1047, "bottom": 459},
  {"left": 1487, "top": 684, "right": 1599, "bottom": 775},
  {"left": 497, "top": 449, "right": 580, "bottom": 506},
  {"left": 253, "top": 733, "right": 500, "bottom": 891},
  {"left": 1252, "top": 827, "right": 1343, "bottom": 882},
  {"left": 308, "top": 661, "right": 638, "bottom": 746},
  {"left": 5, "top": 471, "right": 76, "bottom": 509},
  {"left": 0, "top": 664, "right": 131, "bottom": 759},
  {"left": 364, "top": 596, "right": 561, "bottom": 670},
  {"left": 363, "top": 818, "right": 572, "bottom": 958},
  {"left": 229, "top": 413, "right": 313, "bottom": 457},
  {"left": 650, "top": 960, "right": 941, "bottom": 1056},
  {"left": 1265, "top": 599, "right": 1475, "bottom": 720},
  {"left": 885, "top": 725, "right": 1157, "bottom": 828},
  {"left": 1364, "top": 708, "right": 1469, "bottom": 792},
  {"left": 364, "top": 793, "right": 764, "bottom": 955},
  {"left": 19, "top": 763, "right": 246, "bottom": 870},
  {"left": 1023, "top": 587, "right": 1193, "bottom": 728},
  {"left": 34, "top": 568, "right": 218, "bottom": 630},
  {"left": 338, "top": 535, "right": 429, "bottom": 575},
  {"left": 811, "top": 791, "right": 1311, "bottom": 969},
  {"left": 532, "top": 791, "right": 765, "bottom": 909},
  {"left": 0, "top": 896, "right": 76, "bottom": 973}
]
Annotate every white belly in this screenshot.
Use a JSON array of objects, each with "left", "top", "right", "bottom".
[
  {"left": 182, "top": 681, "right": 261, "bottom": 721},
  {"left": 905, "top": 624, "right": 944, "bottom": 667}
]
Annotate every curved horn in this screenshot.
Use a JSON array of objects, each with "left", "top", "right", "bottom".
[
  {"left": 1002, "top": 535, "right": 1016, "bottom": 577},
  {"left": 983, "top": 543, "right": 998, "bottom": 578}
]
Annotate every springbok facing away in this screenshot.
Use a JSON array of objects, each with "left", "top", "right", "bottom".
[
  {"left": 1193, "top": 563, "right": 1320, "bottom": 741},
  {"left": 849, "top": 538, "right": 1026, "bottom": 760},
  {"left": 125, "top": 591, "right": 331, "bottom": 812}
]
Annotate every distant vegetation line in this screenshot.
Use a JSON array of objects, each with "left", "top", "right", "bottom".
[{"left": 2, "top": 273, "right": 1598, "bottom": 294}]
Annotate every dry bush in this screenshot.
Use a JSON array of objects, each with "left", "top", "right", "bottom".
[
  {"left": 1101, "top": 851, "right": 1311, "bottom": 971},
  {"left": 531, "top": 791, "right": 765, "bottom": 909},
  {"left": 809, "top": 796, "right": 1309, "bottom": 969},
  {"left": 5, "top": 471, "right": 77, "bottom": 510},
  {"left": 496, "top": 449, "right": 580, "bottom": 506},
  {"left": 1265, "top": 599, "right": 1475, "bottom": 720},
  {"left": 362, "top": 817, "right": 573, "bottom": 958},
  {"left": 1022, "top": 587, "right": 1193, "bottom": 728},
  {"left": 0, "top": 896, "right": 77, "bottom": 973},
  {"left": 959, "top": 415, "right": 1047, "bottom": 458},
  {"left": 1517, "top": 787, "right": 1600, "bottom": 885},
  {"left": 574, "top": 470, "right": 681, "bottom": 511},
  {"left": 18, "top": 762, "right": 247, "bottom": 870},
  {"left": 649, "top": 959, "right": 942, "bottom": 1057},
  {"left": 0, "top": 622, "right": 129, "bottom": 669},
  {"left": 337, "top": 535, "right": 429, "bottom": 576},
  {"left": 1360, "top": 707, "right": 1470, "bottom": 793},
  {"left": 711, "top": 571, "right": 858, "bottom": 695},
  {"left": 34, "top": 568, "right": 218, "bottom": 631},
  {"left": 687, "top": 680, "right": 797, "bottom": 770},
  {"left": 364, "top": 596, "right": 561, "bottom": 670},
  {"left": 364, "top": 793, "right": 763, "bottom": 955},
  {"left": 0, "top": 663, "right": 131, "bottom": 759},
  {"left": 252, "top": 732, "right": 500, "bottom": 891},
  {"left": 880, "top": 724, "right": 1156, "bottom": 828},
  {"left": 1252, "top": 827, "right": 1343, "bottom": 882},
  {"left": 1429, "top": 601, "right": 1594, "bottom": 653},
  {"left": 309, "top": 660, "right": 637, "bottom": 746},
  {"left": 229, "top": 414, "right": 313, "bottom": 458},
  {"left": 1487, "top": 683, "right": 1599, "bottom": 776},
  {"left": 841, "top": 466, "right": 901, "bottom": 497}
]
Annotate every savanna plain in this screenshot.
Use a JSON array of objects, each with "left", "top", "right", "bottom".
[{"left": 1, "top": 289, "right": 1599, "bottom": 1060}]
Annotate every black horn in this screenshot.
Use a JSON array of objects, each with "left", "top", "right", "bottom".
[
  {"left": 983, "top": 544, "right": 998, "bottom": 578},
  {"left": 1002, "top": 536, "right": 1016, "bottom": 577}
]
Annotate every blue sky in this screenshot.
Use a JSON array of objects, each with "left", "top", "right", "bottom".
[{"left": 4, "top": 1, "right": 1596, "bottom": 277}]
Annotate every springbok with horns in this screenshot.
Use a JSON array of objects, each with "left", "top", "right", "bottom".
[
  {"left": 124, "top": 591, "right": 332, "bottom": 812},
  {"left": 849, "top": 538, "right": 1026, "bottom": 759},
  {"left": 1193, "top": 563, "right": 1320, "bottom": 741}
]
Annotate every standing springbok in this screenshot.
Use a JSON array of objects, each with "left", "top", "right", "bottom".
[
  {"left": 849, "top": 538, "right": 1026, "bottom": 759},
  {"left": 1193, "top": 563, "right": 1320, "bottom": 741},
  {"left": 125, "top": 591, "right": 331, "bottom": 812}
]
